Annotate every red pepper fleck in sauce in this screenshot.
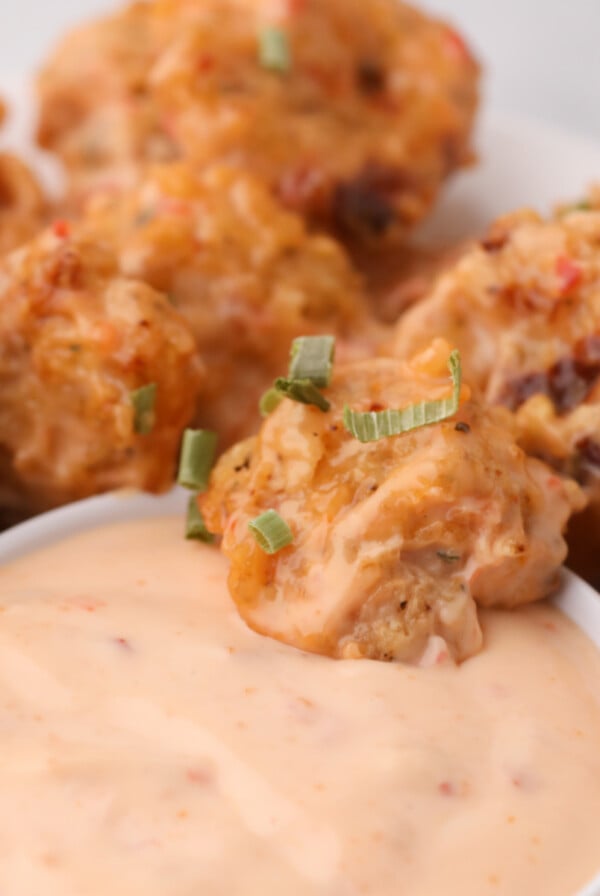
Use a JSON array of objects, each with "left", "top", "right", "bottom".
[
  {"left": 52, "top": 219, "right": 71, "bottom": 239},
  {"left": 556, "top": 255, "right": 582, "bottom": 294},
  {"left": 438, "top": 781, "right": 455, "bottom": 796}
]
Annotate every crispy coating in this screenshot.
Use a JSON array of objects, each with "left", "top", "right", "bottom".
[
  {"left": 37, "top": 0, "right": 478, "bottom": 240},
  {"left": 0, "top": 225, "right": 202, "bottom": 513},
  {"left": 392, "top": 206, "right": 600, "bottom": 527},
  {"left": 84, "top": 162, "right": 375, "bottom": 444},
  {"left": 201, "top": 340, "right": 582, "bottom": 664},
  {"left": 0, "top": 153, "right": 48, "bottom": 254}
]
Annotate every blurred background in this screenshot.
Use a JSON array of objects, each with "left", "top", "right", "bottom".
[{"left": 1, "top": 0, "right": 600, "bottom": 140}]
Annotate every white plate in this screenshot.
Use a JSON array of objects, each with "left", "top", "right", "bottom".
[{"left": 0, "top": 90, "right": 599, "bottom": 894}]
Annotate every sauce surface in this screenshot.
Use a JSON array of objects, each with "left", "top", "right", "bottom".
[{"left": 0, "top": 517, "right": 599, "bottom": 895}]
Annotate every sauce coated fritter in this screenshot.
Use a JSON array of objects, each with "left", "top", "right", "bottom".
[
  {"left": 392, "top": 206, "right": 600, "bottom": 521},
  {"left": 37, "top": 0, "right": 478, "bottom": 241},
  {"left": 0, "top": 225, "right": 201, "bottom": 513},
  {"left": 84, "top": 162, "right": 375, "bottom": 444},
  {"left": 0, "top": 153, "right": 49, "bottom": 255},
  {"left": 201, "top": 340, "right": 582, "bottom": 663}
]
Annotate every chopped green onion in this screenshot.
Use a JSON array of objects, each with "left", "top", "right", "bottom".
[
  {"left": 259, "top": 387, "right": 284, "bottom": 417},
  {"left": 343, "top": 350, "right": 462, "bottom": 443},
  {"left": 185, "top": 495, "right": 215, "bottom": 542},
  {"left": 561, "top": 199, "right": 592, "bottom": 215},
  {"left": 274, "top": 377, "right": 331, "bottom": 412},
  {"left": 259, "top": 26, "right": 291, "bottom": 73},
  {"left": 177, "top": 429, "right": 218, "bottom": 491},
  {"left": 437, "top": 550, "right": 460, "bottom": 563},
  {"left": 288, "top": 335, "right": 335, "bottom": 387},
  {"left": 249, "top": 509, "right": 293, "bottom": 554},
  {"left": 131, "top": 383, "right": 157, "bottom": 435}
]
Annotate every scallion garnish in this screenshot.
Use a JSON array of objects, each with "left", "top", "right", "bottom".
[
  {"left": 288, "top": 335, "right": 335, "bottom": 387},
  {"left": 562, "top": 199, "right": 592, "bottom": 215},
  {"left": 185, "top": 494, "right": 215, "bottom": 542},
  {"left": 177, "top": 429, "right": 218, "bottom": 491},
  {"left": 260, "top": 336, "right": 335, "bottom": 415},
  {"left": 274, "top": 377, "right": 331, "bottom": 412},
  {"left": 259, "top": 26, "right": 291, "bottom": 73},
  {"left": 437, "top": 550, "right": 460, "bottom": 563},
  {"left": 249, "top": 509, "right": 294, "bottom": 554},
  {"left": 131, "top": 383, "right": 157, "bottom": 435},
  {"left": 259, "top": 387, "right": 284, "bottom": 417},
  {"left": 343, "top": 350, "right": 462, "bottom": 443}
]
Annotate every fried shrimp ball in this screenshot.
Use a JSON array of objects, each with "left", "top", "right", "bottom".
[
  {"left": 85, "top": 162, "right": 374, "bottom": 444},
  {"left": 0, "top": 224, "right": 202, "bottom": 514},
  {"left": 201, "top": 340, "right": 582, "bottom": 664},
  {"left": 0, "top": 154, "right": 48, "bottom": 254},
  {"left": 392, "top": 206, "right": 600, "bottom": 524},
  {"left": 36, "top": 0, "right": 178, "bottom": 201},
  {"left": 37, "top": 0, "right": 479, "bottom": 241}
]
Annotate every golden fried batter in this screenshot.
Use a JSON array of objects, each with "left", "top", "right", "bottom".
[
  {"left": 0, "top": 153, "right": 48, "bottom": 254},
  {"left": 37, "top": 0, "right": 478, "bottom": 241},
  {"left": 392, "top": 207, "right": 600, "bottom": 525},
  {"left": 0, "top": 224, "right": 202, "bottom": 514},
  {"left": 202, "top": 340, "right": 582, "bottom": 664},
  {"left": 84, "top": 162, "right": 375, "bottom": 443}
]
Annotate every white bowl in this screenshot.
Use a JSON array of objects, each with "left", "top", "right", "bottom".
[{"left": 0, "top": 488, "right": 598, "bottom": 896}]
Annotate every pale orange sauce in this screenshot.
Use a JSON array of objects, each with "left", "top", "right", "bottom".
[{"left": 0, "top": 516, "right": 598, "bottom": 894}]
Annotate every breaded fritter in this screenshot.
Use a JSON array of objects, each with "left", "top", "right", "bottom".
[
  {"left": 0, "top": 153, "right": 48, "bottom": 254},
  {"left": 392, "top": 206, "right": 600, "bottom": 531},
  {"left": 0, "top": 224, "right": 202, "bottom": 514},
  {"left": 37, "top": 0, "right": 478, "bottom": 241},
  {"left": 201, "top": 340, "right": 582, "bottom": 664},
  {"left": 85, "top": 162, "right": 375, "bottom": 444}
]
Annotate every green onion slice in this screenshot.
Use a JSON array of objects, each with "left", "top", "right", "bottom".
[
  {"left": 288, "top": 335, "right": 335, "bottom": 387},
  {"left": 259, "top": 387, "right": 284, "bottom": 418},
  {"left": 274, "top": 377, "right": 331, "bottom": 412},
  {"left": 561, "top": 199, "right": 592, "bottom": 215},
  {"left": 131, "top": 383, "right": 157, "bottom": 435},
  {"left": 249, "top": 509, "right": 294, "bottom": 554},
  {"left": 259, "top": 26, "right": 291, "bottom": 73},
  {"left": 178, "top": 429, "right": 218, "bottom": 491},
  {"left": 437, "top": 550, "right": 460, "bottom": 563},
  {"left": 185, "top": 495, "right": 215, "bottom": 542},
  {"left": 343, "top": 350, "right": 462, "bottom": 443}
]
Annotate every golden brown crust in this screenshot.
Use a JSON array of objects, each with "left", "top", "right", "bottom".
[
  {"left": 83, "top": 162, "right": 376, "bottom": 444},
  {"left": 37, "top": 0, "right": 479, "bottom": 241},
  {"left": 392, "top": 206, "right": 600, "bottom": 553},
  {"left": 0, "top": 153, "right": 48, "bottom": 255},
  {"left": 0, "top": 224, "right": 202, "bottom": 512},
  {"left": 202, "top": 340, "right": 583, "bottom": 664}
]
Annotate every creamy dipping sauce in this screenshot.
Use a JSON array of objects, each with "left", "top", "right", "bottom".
[{"left": 0, "top": 517, "right": 599, "bottom": 895}]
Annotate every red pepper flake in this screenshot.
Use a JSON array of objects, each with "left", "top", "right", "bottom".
[
  {"left": 197, "top": 54, "right": 215, "bottom": 73},
  {"left": 438, "top": 781, "right": 455, "bottom": 796},
  {"left": 556, "top": 255, "right": 582, "bottom": 294},
  {"left": 186, "top": 766, "right": 214, "bottom": 785},
  {"left": 52, "top": 219, "right": 71, "bottom": 239},
  {"left": 287, "top": 0, "right": 308, "bottom": 13},
  {"left": 114, "top": 637, "right": 133, "bottom": 651},
  {"left": 444, "top": 27, "right": 472, "bottom": 63}
]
